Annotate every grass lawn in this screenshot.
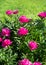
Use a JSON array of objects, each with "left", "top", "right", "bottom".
[{"left": 0, "top": 0, "right": 46, "bottom": 19}]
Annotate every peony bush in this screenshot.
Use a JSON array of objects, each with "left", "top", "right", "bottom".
[{"left": 0, "top": 10, "right": 46, "bottom": 65}]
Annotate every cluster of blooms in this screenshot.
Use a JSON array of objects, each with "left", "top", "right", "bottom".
[
  {"left": 18, "top": 59, "right": 42, "bottom": 65},
  {"left": 6, "top": 10, "right": 46, "bottom": 18},
  {"left": 6, "top": 10, "right": 18, "bottom": 15},
  {"left": 2, "top": 9, "right": 46, "bottom": 65},
  {"left": 0, "top": 28, "right": 12, "bottom": 47}
]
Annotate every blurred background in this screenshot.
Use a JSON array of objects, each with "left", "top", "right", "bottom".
[{"left": 0, "top": 0, "right": 46, "bottom": 19}]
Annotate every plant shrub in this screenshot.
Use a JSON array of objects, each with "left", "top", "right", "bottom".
[{"left": 0, "top": 10, "right": 46, "bottom": 65}]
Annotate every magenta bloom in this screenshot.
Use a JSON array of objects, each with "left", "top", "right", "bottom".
[
  {"left": 2, "top": 28, "right": 11, "bottom": 37},
  {"left": 17, "top": 27, "right": 28, "bottom": 36},
  {"left": 6, "top": 10, "right": 13, "bottom": 15},
  {"left": 38, "top": 12, "right": 46, "bottom": 18},
  {"left": 19, "top": 15, "right": 30, "bottom": 23},
  {"left": 28, "top": 41, "right": 38, "bottom": 50},
  {"left": 18, "top": 59, "right": 32, "bottom": 65},
  {"left": 2, "top": 39, "right": 12, "bottom": 47},
  {"left": 33, "top": 62, "right": 42, "bottom": 65},
  {"left": 13, "top": 10, "right": 19, "bottom": 14},
  {"left": 0, "top": 37, "right": 3, "bottom": 42}
]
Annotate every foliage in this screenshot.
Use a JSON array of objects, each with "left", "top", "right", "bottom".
[{"left": 0, "top": 13, "right": 46, "bottom": 65}]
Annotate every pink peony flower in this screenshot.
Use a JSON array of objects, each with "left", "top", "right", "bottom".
[
  {"left": 18, "top": 59, "right": 32, "bottom": 65},
  {"left": 33, "top": 62, "right": 42, "bottom": 65},
  {"left": 38, "top": 12, "right": 46, "bottom": 18},
  {"left": 0, "top": 37, "right": 3, "bottom": 42},
  {"left": 17, "top": 27, "right": 28, "bottom": 36},
  {"left": 2, "top": 39, "right": 12, "bottom": 47},
  {"left": 13, "top": 10, "right": 19, "bottom": 14},
  {"left": 6, "top": 10, "right": 13, "bottom": 15},
  {"left": 19, "top": 15, "right": 30, "bottom": 23},
  {"left": 28, "top": 41, "right": 38, "bottom": 50},
  {"left": 2, "top": 28, "right": 11, "bottom": 37}
]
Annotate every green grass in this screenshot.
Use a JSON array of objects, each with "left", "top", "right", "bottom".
[{"left": 0, "top": 0, "right": 46, "bottom": 19}]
